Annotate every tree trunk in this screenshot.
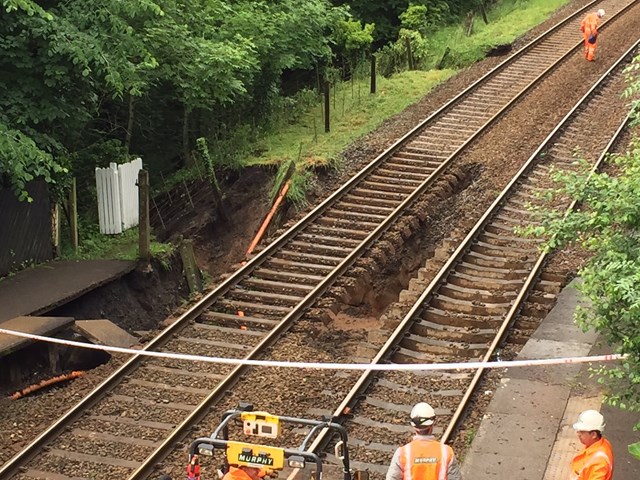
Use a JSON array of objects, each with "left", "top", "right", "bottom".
[
  {"left": 183, "top": 106, "right": 191, "bottom": 166},
  {"left": 479, "top": 2, "right": 489, "bottom": 24},
  {"left": 125, "top": 95, "right": 134, "bottom": 154},
  {"left": 405, "top": 37, "right": 415, "bottom": 70}
]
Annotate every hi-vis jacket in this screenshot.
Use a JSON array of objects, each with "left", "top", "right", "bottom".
[
  {"left": 386, "top": 434, "right": 462, "bottom": 480},
  {"left": 569, "top": 437, "right": 614, "bottom": 480},
  {"left": 580, "top": 12, "right": 600, "bottom": 38},
  {"left": 223, "top": 467, "right": 254, "bottom": 480}
]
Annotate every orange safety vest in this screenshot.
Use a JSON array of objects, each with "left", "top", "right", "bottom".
[
  {"left": 398, "top": 438, "right": 453, "bottom": 480},
  {"left": 223, "top": 467, "right": 255, "bottom": 480},
  {"left": 569, "top": 437, "right": 614, "bottom": 480},
  {"left": 580, "top": 13, "right": 599, "bottom": 38}
]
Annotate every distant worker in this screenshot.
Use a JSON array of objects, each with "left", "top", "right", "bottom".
[
  {"left": 580, "top": 9, "right": 605, "bottom": 61},
  {"left": 386, "top": 402, "right": 462, "bottom": 480},
  {"left": 222, "top": 465, "right": 264, "bottom": 480},
  {"left": 569, "top": 409, "right": 614, "bottom": 480}
]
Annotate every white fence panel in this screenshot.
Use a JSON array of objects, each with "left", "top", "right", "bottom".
[
  {"left": 118, "top": 157, "right": 142, "bottom": 230},
  {"left": 96, "top": 158, "right": 142, "bottom": 234}
]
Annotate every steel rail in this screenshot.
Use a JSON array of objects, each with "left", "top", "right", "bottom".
[
  {"left": 127, "top": 5, "right": 640, "bottom": 479},
  {"left": 1, "top": 0, "right": 636, "bottom": 478},
  {"left": 300, "top": 35, "right": 640, "bottom": 468}
]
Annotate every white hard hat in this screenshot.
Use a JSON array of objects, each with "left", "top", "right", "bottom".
[
  {"left": 573, "top": 410, "right": 606, "bottom": 432},
  {"left": 597, "top": 8, "right": 605, "bottom": 17},
  {"left": 410, "top": 402, "right": 436, "bottom": 427}
]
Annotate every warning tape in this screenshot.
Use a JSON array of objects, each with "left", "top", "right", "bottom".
[{"left": 0, "top": 327, "right": 627, "bottom": 371}]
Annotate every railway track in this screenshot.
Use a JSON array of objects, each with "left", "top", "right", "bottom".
[
  {"left": 302, "top": 38, "right": 640, "bottom": 477},
  {"left": 2, "top": 1, "right": 639, "bottom": 479}
]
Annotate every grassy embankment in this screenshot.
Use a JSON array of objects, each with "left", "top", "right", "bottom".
[
  {"left": 72, "top": 0, "right": 572, "bottom": 261},
  {"left": 244, "top": 0, "right": 572, "bottom": 202}
]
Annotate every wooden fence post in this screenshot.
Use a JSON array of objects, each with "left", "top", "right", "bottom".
[
  {"left": 464, "top": 11, "right": 475, "bottom": 36},
  {"left": 479, "top": 1, "right": 489, "bottom": 24},
  {"left": 437, "top": 46, "right": 451, "bottom": 70},
  {"left": 181, "top": 239, "right": 203, "bottom": 293},
  {"left": 52, "top": 203, "right": 61, "bottom": 257},
  {"left": 405, "top": 37, "right": 415, "bottom": 70},
  {"left": 69, "top": 178, "right": 78, "bottom": 252},
  {"left": 324, "top": 80, "right": 330, "bottom": 133},
  {"left": 138, "top": 169, "right": 150, "bottom": 262},
  {"left": 370, "top": 54, "right": 377, "bottom": 94}
]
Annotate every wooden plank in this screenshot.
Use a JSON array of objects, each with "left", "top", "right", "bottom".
[{"left": 74, "top": 319, "right": 138, "bottom": 348}]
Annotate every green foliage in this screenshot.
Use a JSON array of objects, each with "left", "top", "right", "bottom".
[
  {"left": 333, "top": 19, "right": 375, "bottom": 61},
  {"left": 70, "top": 139, "right": 132, "bottom": 219},
  {"left": 400, "top": 3, "right": 450, "bottom": 34},
  {"left": 623, "top": 55, "right": 640, "bottom": 124},
  {"left": 424, "top": 0, "right": 570, "bottom": 69},
  {"left": 522, "top": 137, "right": 640, "bottom": 422},
  {"left": 376, "top": 28, "right": 429, "bottom": 75},
  {"left": 630, "top": 441, "right": 640, "bottom": 461},
  {"left": 1, "top": 0, "right": 349, "bottom": 201},
  {"left": 518, "top": 55, "right": 640, "bottom": 458},
  {"left": 244, "top": 67, "right": 454, "bottom": 211},
  {"left": 3, "top": 0, "right": 52, "bottom": 18},
  {"left": 0, "top": 123, "right": 68, "bottom": 201},
  {"left": 196, "top": 137, "right": 220, "bottom": 192},
  {"left": 61, "top": 221, "right": 173, "bottom": 262}
]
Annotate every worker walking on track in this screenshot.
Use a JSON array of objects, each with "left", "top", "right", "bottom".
[
  {"left": 580, "top": 9, "right": 605, "bottom": 61},
  {"left": 386, "top": 402, "right": 462, "bottom": 480},
  {"left": 569, "top": 409, "right": 614, "bottom": 480}
]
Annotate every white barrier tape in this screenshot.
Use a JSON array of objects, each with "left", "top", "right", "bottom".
[{"left": 0, "top": 327, "right": 627, "bottom": 371}]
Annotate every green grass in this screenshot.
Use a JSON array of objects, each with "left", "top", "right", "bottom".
[
  {"left": 426, "top": 0, "right": 573, "bottom": 68},
  {"left": 245, "top": 69, "right": 455, "bottom": 167},
  {"left": 242, "top": 0, "right": 573, "bottom": 204},
  {"left": 60, "top": 226, "right": 174, "bottom": 263}
]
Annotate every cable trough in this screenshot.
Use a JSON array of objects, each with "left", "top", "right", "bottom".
[{"left": 2, "top": 1, "right": 639, "bottom": 478}]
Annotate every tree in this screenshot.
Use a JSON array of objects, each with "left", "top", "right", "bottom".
[{"left": 0, "top": 0, "right": 161, "bottom": 199}]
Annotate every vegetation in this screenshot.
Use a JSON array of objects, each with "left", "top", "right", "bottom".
[
  {"left": 524, "top": 54, "right": 640, "bottom": 454},
  {"left": 1, "top": 0, "right": 574, "bottom": 261},
  {"left": 59, "top": 225, "right": 174, "bottom": 262}
]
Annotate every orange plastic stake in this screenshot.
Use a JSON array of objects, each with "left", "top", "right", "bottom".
[{"left": 245, "top": 180, "right": 291, "bottom": 258}]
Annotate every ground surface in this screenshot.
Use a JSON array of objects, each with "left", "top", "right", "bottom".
[{"left": 1, "top": 0, "right": 639, "bottom": 475}]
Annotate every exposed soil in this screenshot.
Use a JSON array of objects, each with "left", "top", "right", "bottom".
[{"left": 1, "top": 0, "right": 639, "bottom": 476}]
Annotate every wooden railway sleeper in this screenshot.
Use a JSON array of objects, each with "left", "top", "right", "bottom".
[
  {"left": 263, "top": 258, "right": 335, "bottom": 273},
  {"left": 438, "top": 282, "right": 517, "bottom": 303},
  {"left": 420, "top": 308, "right": 504, "bottom": 329},
  {"left": 375, "top": 167, "right": 430, "bottom": 181},
  {"left": 455, "top": 262, "right": 530, "bottom": 280},
  {"left": 368, "top": 173, "right": 423, "bottom": 187},
  {"left": 340, "top": 193, "right": 400, "bottom": 209},
  {"left": 306, "top": 224, "right": 370, "bottom": 238}
]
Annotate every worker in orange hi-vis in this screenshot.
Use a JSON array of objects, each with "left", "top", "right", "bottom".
[{"left": 581, "top": 9, "right": 605, "bottom": 61}]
